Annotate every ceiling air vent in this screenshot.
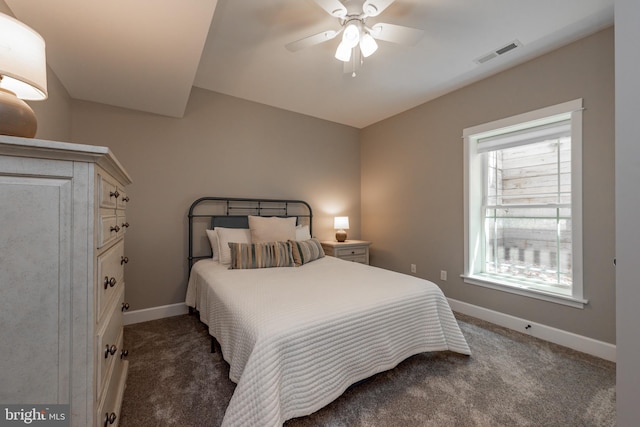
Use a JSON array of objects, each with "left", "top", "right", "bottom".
[{"left": 474, "top": 40, "right": 522, "bottom": 65}]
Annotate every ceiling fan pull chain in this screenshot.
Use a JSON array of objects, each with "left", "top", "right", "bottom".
[{"left": 352, "top": 51, "right": 357, "bottom": 77}]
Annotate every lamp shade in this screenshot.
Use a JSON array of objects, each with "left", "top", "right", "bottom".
[
  {"left": 335, "top": 41, "right": 352, "bottom": 62},
  {"left": 359, "top": 33, "right": 378, "bottom": 57},
  {"left": 334, "top": 216, "right": 349, "bottom": 230},
  {"left": 342, "top": 23, "right": 360, "bottom": 48},
  {"left": 0, "top": 13, "right": 47, "bottom": 100}
]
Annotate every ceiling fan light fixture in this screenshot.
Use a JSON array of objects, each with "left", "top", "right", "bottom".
[
  {"left": 360, "top": 33, "right": 378, "bottom": 57},
  {"left": 335, "top": 41, "right": 352, "bottom": 62},
  {"left": 289, "top": 0, "right": 424, "bottom": 73},
  {"left": 342, "top": 22, "right": 360, "bottom": 48}
]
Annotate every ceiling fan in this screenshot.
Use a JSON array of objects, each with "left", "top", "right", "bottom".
[{"left": 285, "top": 0, "right": 424, "bottom": 76}]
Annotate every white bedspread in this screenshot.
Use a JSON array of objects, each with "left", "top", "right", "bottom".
[{"left": 186, "top": 256, "right": 470, "bottom": 427}]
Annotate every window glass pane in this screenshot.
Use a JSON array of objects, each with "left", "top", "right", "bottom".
[
  {"left": 486, "top": 139, "right": 571, "bottom": 206},
  {"left": 485, "top": 209, "right": 571, "bottom": 285},
  {"left": 558, "top": 216, "right": 572, "bottom": 286},
  {"left": 486, "top": 152, "right": 501, "bottom": 205},
  {"left": 559, "top": 137, "right": 572, "bottom": 203}
]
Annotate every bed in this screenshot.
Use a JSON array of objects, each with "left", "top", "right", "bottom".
[{"left": 185, "top": 197, "right": 471, "bottom": 427}]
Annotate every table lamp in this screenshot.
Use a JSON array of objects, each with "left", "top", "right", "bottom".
[
  {"left": 0, "top": 13, "right": 48, "bottom": 138},
  {"left": 334, "top": 216, "right": 349, "bottom": 242}
]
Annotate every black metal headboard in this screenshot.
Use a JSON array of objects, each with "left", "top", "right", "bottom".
[{"left": 187, "top": 197, "right": 313, "bottom": 272}]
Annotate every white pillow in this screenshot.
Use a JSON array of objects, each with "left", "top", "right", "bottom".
[
  {"left": 214, "top": 227, "right": 252, "bottom": 265},
  {"left": 295, "top": 224, "right": 311, "bottom": 241},
  {"left": 205, "top": 229, "right": 219, "bottom": 261},
  {"left": 248, "top": 216, "right": 296, "bottom": 243}
]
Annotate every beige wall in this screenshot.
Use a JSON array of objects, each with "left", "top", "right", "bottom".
[
  {"left": 361, "top": 27, "right": 615, "bottom": 344},
  {"left": 70, "top": 88, "right": 360, "bottom": 310}
]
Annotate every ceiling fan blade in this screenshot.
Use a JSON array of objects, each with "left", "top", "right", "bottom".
[
  {"left": 362, "top": 0, "right": 396, "bottom": 17},
  {"left": 370, "top": 23, "right": 424, "bottom": 45},
  {"left": 285, "top": 30, "right": 339, "bottom": 52},
  {"left": 313, "top": 0, "right": 347, "bottom": 17}
]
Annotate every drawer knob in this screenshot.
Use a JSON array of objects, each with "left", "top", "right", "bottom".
[
  {"left": 120, "top": 256, "right": 129, "bottom": 265},
  {"left": 103, "top": 276, "right": 117, "bottom": 289},
  {"left": 122, "top": 196, "right": 130, "bottom": 202},
  {"left": 104, "top": 412, "right": 117, "bottom": 426},
  {"left": 121, "top": 302, "right": 130, "bottom": 312},
  {"left": 121, "top": 222, "right": 130, "bottom": 228},
  {"left": 110, "top": 225, "right": 120, "bottom": 233},
  {"left": 109, "top": 190, "right": 120, "bottom": 199},
  {"left": 120, "top": 349, "right": 129, "bottom": 359},
  {"left": 104, "top": 344, "right": 117, "bottom": 359}
]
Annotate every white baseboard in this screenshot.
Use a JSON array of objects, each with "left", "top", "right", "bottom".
[
  {"left": 448, "top": 298, "right": 616, "bottom": 362},
  {"left": 123, "top": 302, "right": 189, "bottom": 326}
]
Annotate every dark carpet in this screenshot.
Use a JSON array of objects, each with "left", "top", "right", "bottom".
[{"left": 120, "top": 313, "right": 615, "bottom": 426}]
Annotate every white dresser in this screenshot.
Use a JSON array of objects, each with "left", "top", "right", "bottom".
[{"left": 0, "top": 136, "right": 132, "bottom": 427}]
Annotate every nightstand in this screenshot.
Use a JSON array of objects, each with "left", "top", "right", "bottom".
[{"left": 321, "top": 240, "right": 371, "bottom": 265}]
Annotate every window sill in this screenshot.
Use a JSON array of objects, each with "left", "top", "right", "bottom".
[{"left": 462, "top": 274, "right": 588, "bottom": 309}]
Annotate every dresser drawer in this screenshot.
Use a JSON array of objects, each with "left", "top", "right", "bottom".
[
  {"left": 97, "top": 285, "right": 124, "bottom": 401},
  {"left": 96, "top": 352, "right": 128, "bottom": 427},
  {"left": 335, "top": 246, "right": 367, "bottom": 258},
  {"left": 99, "top": 212, "right": 119, "bottom": 248},
  {"left": 97, "top": 240, "right": 125, "bottom": 322},
  {"left": 99, "top": 174, "right": 119, "bottom": 210},
  {"left": 117, "top": 210, "right": 129, "bottom": 236},
  {"left": 340, "top": 254, "right": 368, "bottom": 264},
  {"left": 116, "top": 188, "right": 129, "bottom": 210}
]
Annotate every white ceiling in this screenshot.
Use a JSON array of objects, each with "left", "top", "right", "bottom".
[{"left": 6, "top": 0, "right": 613, "bottom": 128}]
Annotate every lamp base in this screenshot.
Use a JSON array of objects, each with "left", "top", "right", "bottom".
[
  {"left": 335, "top": 230, "right": 347, "bottom": 242},
  {"left": 0, "top": 88, "right": 37, "bottom": 138}
]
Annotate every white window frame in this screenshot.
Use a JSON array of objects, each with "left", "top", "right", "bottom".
[{"left": 463, "top": 99, "right": 587, "bottom": 308}]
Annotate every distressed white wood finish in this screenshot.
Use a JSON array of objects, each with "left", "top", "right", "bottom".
[
  {"left": 0, "top": 174, "right": 72, "bottom": 403},
  {"left": 0, "top": 135, "right": 132, "bottom": 426},
  {"left": 321, "top": 240, "right": 371, "bottom": 264}
]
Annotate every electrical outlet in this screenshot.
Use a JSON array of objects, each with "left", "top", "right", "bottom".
[
  {"left": 410, "top": 264, "right": 416, "bottom": 273},
  {"left": 440, "top": 270, "right": 447, "bottom": 281}
]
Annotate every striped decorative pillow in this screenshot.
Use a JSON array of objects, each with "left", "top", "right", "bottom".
[
  {"left": 289, "top": 238, "right": 325, "bottom": 266},
  {"left": 228, "top": 241, "right": 294, "bottom": 269}
]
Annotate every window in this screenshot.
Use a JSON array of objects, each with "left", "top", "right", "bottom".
[{"left": 463, "top": 99, "right": 586, "bottom": 308}]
